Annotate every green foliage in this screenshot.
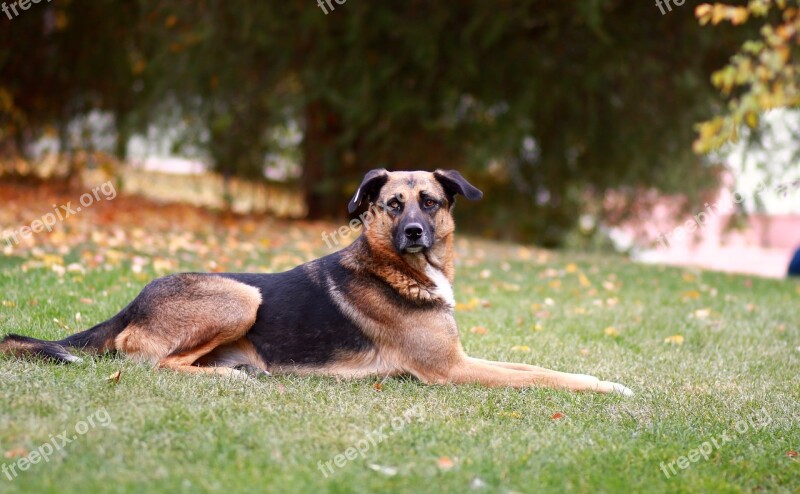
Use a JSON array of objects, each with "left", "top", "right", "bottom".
[{"left": 0, "top": 1, "right": 754, "bottom": 244}]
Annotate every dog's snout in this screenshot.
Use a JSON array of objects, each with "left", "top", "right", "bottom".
[{"left": 404, "top": 223, "right": 423, "bottom": 241}]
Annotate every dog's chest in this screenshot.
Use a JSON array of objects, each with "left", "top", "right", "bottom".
[{"left": 424, "top": 265, "right": 455, "bottom": 308}]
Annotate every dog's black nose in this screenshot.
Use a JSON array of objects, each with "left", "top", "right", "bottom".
[{"left": 404, "top": 223, "right": 423, "bottom": 241}]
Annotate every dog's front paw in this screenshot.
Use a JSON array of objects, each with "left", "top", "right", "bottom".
[{"left": 599, "top": 380, "right": 634, "bottom": 397}]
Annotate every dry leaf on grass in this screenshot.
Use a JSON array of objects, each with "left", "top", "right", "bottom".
[
  {"left": 664, "top": 335, "right": 684, "bottom": 345},
  {"left": 367, "top": 463, "right": 398, "bottom": 476},
  {"left": 4, "top": 447, "right": 28, "bottom": 459},
  {"left": 436, "top": 457, "right": 455, "bottom": 470}
]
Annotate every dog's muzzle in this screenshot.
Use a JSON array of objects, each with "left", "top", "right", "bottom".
[{"left": 397, "top": 222, "right": 432, "bottom": 253}]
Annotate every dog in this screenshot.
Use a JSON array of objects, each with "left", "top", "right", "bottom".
[{"left": 0, "top": 169, "right": 632, "bottom": 396}]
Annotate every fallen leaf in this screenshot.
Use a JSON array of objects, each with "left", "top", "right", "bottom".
[
  {"left": 277, "top": 383, "right": 285, "bottom": 395},
  {"left": 511, "top": 345, "right": 530, "bottom": 352},
  {"left": 693, "top": 309, "right": 711, "bottom": 319},
  {"left": 682, "top": 273, "right": 696, "bottom": 283},
  {"left": 4, "top": 447, "right": 28, "bottom": 459},
  {"left": 470, "top": 478, "right": 488, "bottom": 490},
  {"left": 551, "top": 412, "right": 565, "bottom": 420},
  {"left": 786, "top": 450, "right": 799, "bottom": 457},
  {"left": 604, "top": 326, "right": 619, "bottom": 337},
  {"left": 52, "top": 318, "right": 71, "bottom": 331},
  {"left": 579, "top": 348, "right": 590, "bottom": 356},
  {"left": 373, "top": 381, "right": 383, "bottom": 392},
  {"left": 499, "top": 411, "right": 523, "bottom": 419},
  {"left": 578, "top": 273, "right": 592, "bottom": 287},
  {"left": 436, "top": 457, "right": 455, "bottom": 470},
  {"left": 456, "top": 298, "right": 481, "bottom": 311},
  {"left": 106, "top": 370, "right": 121, "bottom": 383},
  {"left": 565, "top": 263, "right": 578, "bottom": 273},
  {"left": 664, "top": 335, "right": 684, "bottom": 345},
  {"left": 681, "top": 290, "right": 701, "bottom": 301},
  {"left": 470, "top": 326, "right": 488, "bottom": 335},
  {"left": 367, "top": 463, "right": 398, "bottom": 476}
]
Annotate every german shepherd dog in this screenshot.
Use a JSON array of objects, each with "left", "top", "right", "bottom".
[{"left": 0, "top": 169, "right": 632, "bottom": 396}]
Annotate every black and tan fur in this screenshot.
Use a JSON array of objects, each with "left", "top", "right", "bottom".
[{"left": 0, "top": 169, "right": 632, "bottom": 395}]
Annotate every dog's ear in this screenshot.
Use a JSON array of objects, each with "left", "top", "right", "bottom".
[
  {"left": 348, "top": 168, "right": 390, "bottom": 213},
  {"left": 433, "top": 169, "right": 483, "bottom": 206}
]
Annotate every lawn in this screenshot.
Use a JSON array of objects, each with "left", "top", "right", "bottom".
[{"left": 1, "top": 185, "right": 798, "bottom": 493}]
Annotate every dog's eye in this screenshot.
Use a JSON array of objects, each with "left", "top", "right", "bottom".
[
  {"left": 424, "top": 199, "right": 437, "bottom": 208},
  {"left": 388, "top": 200, "right": 401, "bottom": 210}
]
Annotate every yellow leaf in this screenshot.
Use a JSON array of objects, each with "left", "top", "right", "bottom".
[
  {"left": 664, "top": 335, "right": 684, "bottom": 345},
  {"left": 745, "top": 111, "right": 759, "bottom": 128},
  {"left": 695, "top": 4, "right": 713, "bottom": 23},
  {"left": 469, "top": 326, "right": 488, "bottom": 335},
  {"left": 681, "top": 290, "right": 701, "bottom": 301},
  {"left": 106, "top": 370, "right": 121, "bottom": 383},
  {"left": 694, "top": 309, "right": 711, "bottom": 319},
  {"left": 456, "top": 298, "right": 480, "bottom": 311},
  {"left": 578, "top": 272, "right": 592, "bottom": 288},
  {"left": 682, "top": 273, "right": 696, "bottom": 283},
  {"left": 604, "top": 326, "right": 619, "bottom": 337},
  {"left": 565, "top": 263, "right": 578, "bottom": 273},
  {"left": 511, "top": 345, "right": 530, "bottom": 352}
]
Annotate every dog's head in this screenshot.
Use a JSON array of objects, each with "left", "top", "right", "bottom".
[{"left": 348, "top": 169, "right": 482, "bottom": 255}]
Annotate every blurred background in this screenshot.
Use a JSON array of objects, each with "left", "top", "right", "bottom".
[{"left": 1, "top": 0, "right": 799, "bottom": 277}]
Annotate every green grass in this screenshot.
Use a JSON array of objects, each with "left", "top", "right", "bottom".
[{"left": 1, "top": 233, "right": 799, "bottom": 493}]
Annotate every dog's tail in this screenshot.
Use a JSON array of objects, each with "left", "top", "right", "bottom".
[{"left": 0, "top": 309, "right": 130, "bottom": 364}]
